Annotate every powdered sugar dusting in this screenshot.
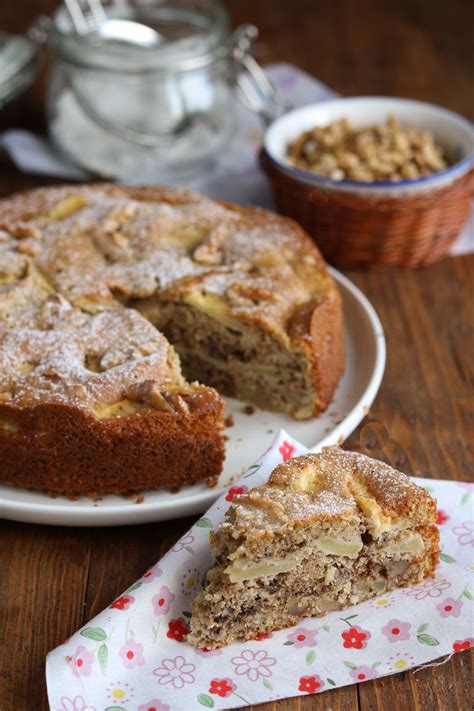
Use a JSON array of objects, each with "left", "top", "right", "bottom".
[
  {"left": 0, "top": 184, "right": 334, "bottom": 413},
  {"left": 0, "top": 307, "right": 179, "bottom": 408},
  {"left": 228, "top": 447, "right": 435, "bottom": 531}
]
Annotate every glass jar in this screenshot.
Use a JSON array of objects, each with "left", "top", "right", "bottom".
[
  {"left": 0, "top": 33, "right": 39, "bottom": 108},
  {"left": 44, "top": 0, "right": 280, "bottom": 182}
]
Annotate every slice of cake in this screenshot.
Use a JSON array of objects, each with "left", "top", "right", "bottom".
[{"left": 188, "top": 447, "right": 440, "bottom": 648}]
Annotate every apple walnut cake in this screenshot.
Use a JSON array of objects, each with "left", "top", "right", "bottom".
[
  {"left": 188, "top": 447, "right": 440, "bottom": 648},
  {"left": 0, "top": 185, "right": 344, "bottom": 496}
]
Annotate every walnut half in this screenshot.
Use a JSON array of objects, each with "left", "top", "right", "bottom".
[{"left": 126, "top": 380, "right": 190, "bottom": 415}]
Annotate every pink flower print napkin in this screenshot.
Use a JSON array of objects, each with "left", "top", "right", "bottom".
[{"left": 46, "top": 431, "right": 474, "bottom": 710}]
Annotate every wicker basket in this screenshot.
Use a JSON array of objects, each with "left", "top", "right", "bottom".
[{"left": 260, "top": 151, "right": 474, "bottom": 270}]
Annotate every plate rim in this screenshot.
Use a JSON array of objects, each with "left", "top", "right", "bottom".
[
  {"left": 312, "top": 266, "right": 386, "bottom": 450},
  {"left": 0, "top": 267, "right": 386, "bottom": 525}
]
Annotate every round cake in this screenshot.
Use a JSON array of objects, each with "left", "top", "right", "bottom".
[{"left": 0, "top": 184, "right": 344, "bottom": 495}]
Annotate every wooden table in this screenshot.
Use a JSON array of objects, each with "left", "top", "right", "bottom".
[{"left": 1, "top": 1, "right": 472, "bottom": 709}]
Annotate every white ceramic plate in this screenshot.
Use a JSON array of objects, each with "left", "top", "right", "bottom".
[{"left": 0, "top": 269, "right": 385, "bottom": 527}]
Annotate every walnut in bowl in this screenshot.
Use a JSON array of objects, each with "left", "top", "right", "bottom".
[
  {"left": 261, "top": 97, "right": 474, "bottom": 269},
  {"left": 287, "top": 115, "right": 450, "bottom": 182}
]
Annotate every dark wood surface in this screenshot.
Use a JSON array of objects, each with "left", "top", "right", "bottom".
[{"left": 1, "top": 1, "right": 473, "bottom": 709}]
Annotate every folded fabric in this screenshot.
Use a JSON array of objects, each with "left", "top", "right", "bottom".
[{"left": 46, "top": 430, "right": 474, "bottom": 711}]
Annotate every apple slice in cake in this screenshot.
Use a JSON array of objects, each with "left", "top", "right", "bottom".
[{"left": 188, "top": 446, "right": 440, "bottom": 648}]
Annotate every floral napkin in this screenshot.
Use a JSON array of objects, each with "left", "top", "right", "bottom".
[{"left": 46, "top": 430, "right": 474, "bottom": 711}]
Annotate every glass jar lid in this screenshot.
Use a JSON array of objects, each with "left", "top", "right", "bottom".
[
  {"left": 48, "top": 0, "right": 231, "bottom": 74},
  {"left": 0, "top": 33, "right": 39, "bottom": 108}
]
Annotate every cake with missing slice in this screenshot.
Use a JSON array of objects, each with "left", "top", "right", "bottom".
[
  {"left": 0, "top": 184, "right": 344, "bottom": 497},
  {"left": 188, "top": 447, "right": 440, "bottom": 648}
]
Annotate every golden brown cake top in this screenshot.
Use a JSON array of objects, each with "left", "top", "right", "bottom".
[
  {"left": 0, "top": 184, "right": 334, "bottom": 345},
  {"left": 0, "top": 184, "right": 338, "bottom": 415},
  {"left": 226, "top": 447, "right": 437, "bottom": 537},
  {"left": 0, "top": 304, "right": 189, "bottom": 409}
]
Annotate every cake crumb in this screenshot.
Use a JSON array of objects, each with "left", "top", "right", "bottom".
[
  {"left": 135, "top": 494, "right": 144, "bottom": 504},
  {"left": 267, "top": 429, "right": 273, "bottom": 434},
  {"left": 243, "top": 405, "right": 255, "bottom": 415},
  {"left": 126, "top": 491, "right": 139, "bottom": 500},
  {"left": 223, "top": 434, "right": 229, "bottom": 441},
  {"left": 224, "top": 414, "right": 234, "bottom": 428}
]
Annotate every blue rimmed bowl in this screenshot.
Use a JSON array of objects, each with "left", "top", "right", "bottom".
[{"left": 260, "top": 97, "right": 474, "bottom": 268}]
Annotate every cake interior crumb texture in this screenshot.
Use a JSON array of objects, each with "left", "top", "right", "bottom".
[{"left": 189, "top": 447, "right": 440, "bottom": 648}]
